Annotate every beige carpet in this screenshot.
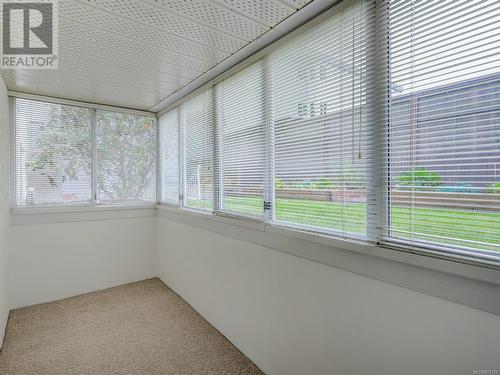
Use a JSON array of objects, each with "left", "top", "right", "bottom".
[{"left": 0, "top": 278, "right": 263, "bottom": 375}]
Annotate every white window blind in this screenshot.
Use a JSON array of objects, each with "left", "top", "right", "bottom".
[
  {"left": 159, "top": 109, "right": 180, "bottom": 205},
  {"left": 15, "top": 98, "right": 92, "bottom": 206},
  {"left": 215, "top": 62, "right": 265, "bottom": 218},
  {"left": 96, "top": 110, "right": 156, "bottom": 204},
  {"left": 382, "top": 0, "right": 500, "bottom": 254},
  {"left": 268, "top": 0, "right": 374, "bottom": 238},
  {"left": 181, "top": 89, "right": 214, "bottom": 211},
  {"left": 155, "top": 0, "right": 499, "bottom": 261}
]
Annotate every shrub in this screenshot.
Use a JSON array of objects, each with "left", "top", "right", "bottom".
[
  {"left": 396, "top": 167, "right": 442, "bottom": 190},
  {"left": 313, "top": 177, "right": 335, "bottom": 190},
  {"left": 487, "top": 182, "right": 500, "bottom": 194},
  {"left": 275, "top": 178, "right": 286, "bottom": 189}
]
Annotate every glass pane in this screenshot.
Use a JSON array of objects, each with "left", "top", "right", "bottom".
[
  {"left": 15, "top": 99, "right": 92, "bottom": 206},
  {"left": 96, "top": 111, "right": 156, "bottom": 204}
]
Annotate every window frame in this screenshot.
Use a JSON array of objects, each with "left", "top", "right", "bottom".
[
  {"left": 156, "top": 0, "right": 500, "bottom": 268},
  {"left": 10, "top": 93, "right": 157, "bottom": 210}
]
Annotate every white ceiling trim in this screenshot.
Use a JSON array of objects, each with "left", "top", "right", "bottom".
[{"left": 8, "top": 91, "right": 156, "bottom": 117}]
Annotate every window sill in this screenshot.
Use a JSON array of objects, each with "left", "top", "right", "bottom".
[
  {"left": 156, "top": 203, "right": 500, "bottom": 316},
  {"left": 11, "top": 203, "right": 156, "bottom": 225}
]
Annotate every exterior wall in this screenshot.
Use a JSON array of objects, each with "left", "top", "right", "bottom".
[{"left": 390, "top": 74, "right": 500, "bottom": 188}]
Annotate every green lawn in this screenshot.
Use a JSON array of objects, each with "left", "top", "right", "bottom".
[{"left": 215, "top": 196, "right": 500, "bottom": 252}]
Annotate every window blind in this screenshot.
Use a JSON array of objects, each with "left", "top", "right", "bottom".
[
  {"left": 159, "top": 109, "right": 180, "bottom": 205},
  {"left": 154, "top": 0, "right": 499, "bottom": 260},
  {"left": 95, "top": 110, "right": 156, "bottom": 204},
  {"left": 382, "top": 0, "right": 500, "bottom": 254},
  {"left": 181, "top": 89, "right": 214, "bottom": 211},
  {"left": 215, "top": 62, "right": 265, "bottom": 217},
  {"left": 268, "top": 0, "right": 375, "bottom": 238},
  {"left": 14, "top": 98, "right": 92, "bottom": 206}
]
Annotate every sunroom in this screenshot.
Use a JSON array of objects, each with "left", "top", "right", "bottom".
[{"left": 0, "top": 0, "right": 498, "bottom": 374}]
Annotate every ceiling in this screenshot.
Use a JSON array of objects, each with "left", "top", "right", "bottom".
[{"left": 1, "top": 0, "right": 314, "bottom": 111}]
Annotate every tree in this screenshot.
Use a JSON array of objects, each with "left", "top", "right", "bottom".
[
  {"left": 26, "top": 105, "right": 92, "bottom": 189},
  {"left": 96, "top": 111, "right": 155, "bottom": 201},
  {"left": 28, "top": 106, "right": 156, "bottom": 202}
]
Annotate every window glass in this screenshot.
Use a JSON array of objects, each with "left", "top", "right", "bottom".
[
  {"left": 96, "top": 110, "right": 156, "bottom": 204},
  {"left": 182, "top": 89, "right": 214, "bottom": 211},
  {"left": 159, "top": 109, "right": 179, "bottom": 204},
  {"left": 15, "top": 99, "right": 92, "bottom": 206},
  {"left": 215, "top": 62, "right": 265, "bottom": 217},
  {"left": 270, "top": 0, "right": 373, "bottom": 237},
  {"left": 386, "top": 0, "right": 500, "bottom": 253}
]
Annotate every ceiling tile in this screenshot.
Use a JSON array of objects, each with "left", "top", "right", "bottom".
[{"left": 1, "top": 0, "right": 314, "bottom": 110}]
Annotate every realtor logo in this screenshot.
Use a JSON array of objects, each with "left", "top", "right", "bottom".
[{"left": 1, "top": 0, "right": 58, "bottom": 69}]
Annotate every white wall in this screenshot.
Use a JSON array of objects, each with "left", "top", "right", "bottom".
[
  {"left": 0, "top": 77, "right": 10, "bottom": 346},
  {"left": 9, "top": 216, "right": 156, "bottom": 308},
  {"left": 157, "top": 217, "right": 500, "bottom": 375}
]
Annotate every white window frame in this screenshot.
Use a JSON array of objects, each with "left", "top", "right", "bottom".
[
  {"left": 155, "top": 0, "right": 500, "bottom": 271},
  {"left": 9, "top": 91, "right": 157, "bottom": 211}
]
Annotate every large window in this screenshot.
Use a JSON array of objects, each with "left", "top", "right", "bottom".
[
  {"left": 182, "top": 89, "right": 214, "bottom": 211},
  {"left": 159, "top": 109, "right": 179, "bottom": 205},
  {"left": 270, "top": 0, "right": 372, "bottom": 237},
  {"left": 215, "top": 62, "right": 265, "bottom": 218},
  {"left": 14, "top": 98, "right": 156, "bottom": 207},
  {"left": 384, "top": 0, "right": 500, "bottom": 254},
  {"left": 15, "top": 99, "right": 92, "bottom": 206},
  {"left": 156, "top": 0, "right": 500, "bottom": 260},
  {"left": 96, "top": 111, "right": 156, "bottom": 204}
]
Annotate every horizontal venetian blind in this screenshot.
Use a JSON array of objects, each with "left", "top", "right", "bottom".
[
  {"left": 181, "top": 88, "right": 214, "bottom": 211},
  {"left": 268, "top": 0, "right": 375, "bottom": 238},
  {"left": 215, "top": 62, "right": 265, "bottom": 217},
  {"left": 381, "top": 0, "right": 500, "bottom": 255},
  {"left": 95, "top": 110, "right": 156, "bottom": 204},
  {"left": 159, "top": 109, "right": 180, "bottom": 205},
  {"left": 15, "top": 98, "right": 92, "bottom": 206}
]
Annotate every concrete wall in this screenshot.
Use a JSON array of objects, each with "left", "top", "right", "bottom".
[
  {"left": 157, "top": 216, "right": 500, "bottom": 375},
  {"left": 0, "top": 76, "right": 10, "bottom": 346}
]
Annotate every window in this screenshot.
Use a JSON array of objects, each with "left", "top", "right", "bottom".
[
  {"left": 159, "top": 109, "right": 180, "bottom": 205},
  {"left": 15, "top": 99, "right": 92, "bottom": 206},
  {"left": 383, "top": 0, "right": 500, "bottom": 254},
  {"left": 181, "top": 89, "right": 214, "bottom": 211},
  {"left": 269, "top": 0, "right": 373, "bottom": 238},
  {"left": 13, "top": 98, "right": 156, "bottom": 207},
  {"left": 215, "top": 62, "right": 266, "bottom": 218},
  {"left": 96, "top": 111, "right": 156, "bottom": 204},
  {"left": 156, "top": 0, "right": 500, "bottom": 261}
]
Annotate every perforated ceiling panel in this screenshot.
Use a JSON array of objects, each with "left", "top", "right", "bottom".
[{"left": 1, "top": 0, "right": 314, "bottom": 110}]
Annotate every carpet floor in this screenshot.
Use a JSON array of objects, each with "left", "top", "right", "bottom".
[{"left": 0, "top": 278, "right": 263, "bottom": 375}]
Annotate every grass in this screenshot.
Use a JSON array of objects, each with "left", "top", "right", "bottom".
[{"left": 212, "top": 196, "right": 500, "bottom": 252}]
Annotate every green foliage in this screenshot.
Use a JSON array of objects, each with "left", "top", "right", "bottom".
[
  {"left": 274, "top": 171, "right": 364, "bottom": 191},
  {"left": 28, "top": 107, "right": 155, "bottom": 201},
  {"left": 289, "top": 180, "right": 315, "bottom": 190},
  {"left": 96, "top": 111, "right": 156, "bottom": 201},
  {"left": 487, "top": 182, "right": 500, "bottom": 194},
  {"left": 396, "top": 167, "right": 442, "bottom": 190},
  {"left": 28, "top": 106, "right": 92, "bottom": 188},
  {"left": 313, "top": 177, "right": 335, "bottom": 190},
  {"left": 275, "top": 178, "right": 286, "bottom": 189}
]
